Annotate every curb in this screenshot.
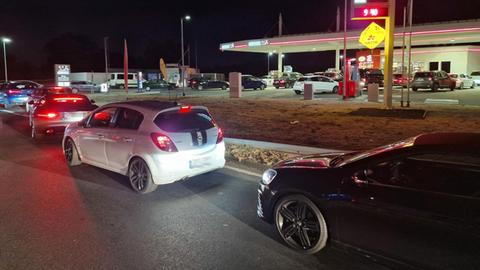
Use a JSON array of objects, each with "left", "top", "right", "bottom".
[{"left": 224, "top": 138, "right": 343, "bottom": 155}]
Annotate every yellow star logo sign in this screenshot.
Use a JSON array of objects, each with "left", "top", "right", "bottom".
[{"left": 359, "top": 22, "right": 386, "bottom": 49}]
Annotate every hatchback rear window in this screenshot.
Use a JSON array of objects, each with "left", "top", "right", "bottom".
[
  {"left": 45, "top": 95, "right": 94, "bottom": 111},
  {"left": 415, "top": 72, "right": 432, "bottom": 78},
  {"left": 471, "top": 71, "right": 480, "bottom": 76},
  {"left": 154, "top": 109, "right": 214, "bottom": 132}
]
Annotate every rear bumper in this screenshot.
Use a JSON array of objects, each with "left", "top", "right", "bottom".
[
  {"left": 34, "top": 119, "right": 81, "bottom": 134},
  {"left": 147, "top": 142, "right": 226, "bottom": 185},
  {"left": 411, "top": 81, "right": 432, "bottom": 89}
]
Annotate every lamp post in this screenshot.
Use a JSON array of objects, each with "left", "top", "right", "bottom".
[
  {"left": 267, "top": 52, "right": 273, "bottom": 74},
  {"left": 180, "top": 15, "right": 191, "bottom": 96},
  {"left": 2, "top": 38, "right": 12, "bottom": 82}
]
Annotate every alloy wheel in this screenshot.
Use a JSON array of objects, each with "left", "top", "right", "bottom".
[
  {"left": 275, "top": 195, "right": 328, "bottom": 253},
  {"left": 129, "top": 159, "right": 149, "bottom": 191},
  {"left": 64, "top": 140, "right": 73, "bottom": 163}
]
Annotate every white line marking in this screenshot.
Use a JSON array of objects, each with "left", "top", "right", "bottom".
[
  {"left": 224, "top": 165, "right": 262, "bottom": 178},
  {"left": 424, "top": 99, "right": 460, "bottom": 105},
  {"left": 0, "top": 109, "right": 28, "bottom": 117}
]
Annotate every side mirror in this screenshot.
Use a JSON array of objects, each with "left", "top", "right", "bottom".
[
  {"left": 28, "top": 100, "right": 35, "bottom": 105},
  {"left": 90, "top": 99, "right": 96, "bottom": 104}
]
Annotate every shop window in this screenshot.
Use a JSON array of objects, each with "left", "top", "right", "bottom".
[
  {"left": 429, "top": 62, "right": 439, "bottom": 71},
  {"left": 441, "top": 62, "right": 451, "bottom": 73}
]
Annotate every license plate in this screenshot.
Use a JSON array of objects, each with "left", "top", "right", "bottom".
[
  {"left": 189, "top": 157, "right": 210, "bottom": 169},
  {"left": 63, "top": 112, "right": 84, "bottom": 121}
]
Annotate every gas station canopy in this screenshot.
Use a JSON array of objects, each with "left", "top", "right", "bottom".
[{"left": 219, "top": 20, "right": 480, "bottom": 54}]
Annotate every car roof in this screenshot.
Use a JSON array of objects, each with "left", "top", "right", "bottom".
[
  {"left": 413, "top": 132, "right": 480, "bottom": 149},
  {"left": 110, "top": 100, "right": 182, "bottom": 112}
]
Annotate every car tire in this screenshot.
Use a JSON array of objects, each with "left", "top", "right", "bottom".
[
  {"left": 145, "top": 86, "right": 151, "bottom": 91},
  {"left": 31, "top": 125, "right": 43, "bottom": 140},
  {"left": 332, "top": 86, "right": 338, "bottom": 94},
  {"left": 260, "top": 85, "right": 265, "bottom": 90},
  {"left": 128, "top": 158, "right": 158, "bottom": 194},
  {"left": 432, "top": 83, "right": 439, "bottom": 92},
  {"left": 64, "top": 138, "right": 82, "bottom": 166},
  {"left": 471, "top": 83, "right": 475, "bottom": 89},
  {"left": 222, "top": 85, "right": 227, "bottom": 90},
  {"left": 275, "top": 86, "right": 279, "bottom": 89},
  {"left": 198, "top": 85, "right": 204, "bottom": 90},
  {"left": 274, "top": 194, "right": 328, "bottom": 254},
  {"left": 459, "top": 83, "right": 464, "bottom": 90},
  {"left": 294, "top": 90, "right": 302, "bottom": 95},
  {"left": 412, "top": 87, "right": 418, "bottom": 92}
]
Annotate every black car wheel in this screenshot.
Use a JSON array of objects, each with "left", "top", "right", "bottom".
[
  {"left": 275, "top": 86, "right": 279, "bottom": 89},
  {"left": 64, "top": 138, "right": 82, "bottom": 166},
  {"left": 432, "top": 83, "right": 439, "bottom": 92},
  {"left": 332, "top": 86, "right": 338, "bottom": 94},
  {"left": 450, "top": 84, "right": 455, "bottom": 91},
  {"left": 294, "top": 90, "right": 302, "bottom": 95},
  {"left": 198, "top": 85, "right": 204, "bottom": 90},
  {"left": 274, "top": 195, "right": 328, "bottom": 254},
  {"left": 128, "top": 158, "right": 158, "bottom": 194},
  {"left": 412, "top": 87, "right": 418, "bottom": 92},
  {"left": 221, "top": 85, "right": 227, "bottom": 90}
]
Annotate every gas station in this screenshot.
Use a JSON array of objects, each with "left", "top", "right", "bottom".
[{"left": 219, "top": 0, "right": 480, "bottom": 108}]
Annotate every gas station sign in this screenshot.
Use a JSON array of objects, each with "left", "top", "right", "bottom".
[
  {"left": 351, "top": 0, "right": 389, "bottom": 20},
  {"left": 359, "top": 22, "right": 386, "bottom": 49}
]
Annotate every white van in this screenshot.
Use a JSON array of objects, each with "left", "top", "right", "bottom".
[{"left": 108, "top": 73, "right": 138, "bottom": 89}]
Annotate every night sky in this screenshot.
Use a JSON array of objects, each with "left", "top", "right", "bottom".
[{"left": 0, "top": 0, "right": 479, "bottom": 80}]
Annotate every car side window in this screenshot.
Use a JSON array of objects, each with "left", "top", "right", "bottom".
[
  {"left": 89, "top": 108, "right": 117, "bottom": 128},
  {"left": 115, "top": 108, "right": 144, "bottom": 130}
]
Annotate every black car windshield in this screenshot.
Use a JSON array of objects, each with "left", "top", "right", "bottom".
[{"left": 332, "top": 137, "right": 415, "bottom": 167}]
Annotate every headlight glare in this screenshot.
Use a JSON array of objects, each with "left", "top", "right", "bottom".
[{"left": 261, "top": 169, "right": 277, "bottom": 185}]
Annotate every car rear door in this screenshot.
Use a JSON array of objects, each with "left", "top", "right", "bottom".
[
  {"left": 78, "top": 107, "right": 118, "bottom": 166},
  {"left": 104, "top": 107, "right": 144, "bottom": 172},
  {"left": 338, "top": 151, "right": 479, "bottom": 269}
]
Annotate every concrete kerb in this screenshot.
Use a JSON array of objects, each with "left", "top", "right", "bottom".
[{"left": 224, "top": 138, "right": 343, "bottom": 155}]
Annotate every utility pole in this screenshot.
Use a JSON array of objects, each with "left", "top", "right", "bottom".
[
  {"left": 104, "top": 37, "right": 109, "bottom": 85},
  {"left": 383, "top": 0, "right": 396, "bottom": 109},
  {"left": 278, "top": 13, "right": 283, "bottom": 77},
  {"left": 406, "top": 0, "right": 414, "bottom": 107},
  {"left": 343, "top": 0, "right": 347, "bottom": 100},
  {"left": 400, "top": 6, "right": 407, "bottom": 107}
]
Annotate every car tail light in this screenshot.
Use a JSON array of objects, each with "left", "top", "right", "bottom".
[
  {"left": 53, "top": 97, "right": 84, "bottom": 103},
  {"left": 216, "top": 127, "right": 224, "bottom": 144},
  {"left": 179, "top": 105, "right": 191, "bottom": 113},
  {"left": 428, "top": 77, "right": 432, "bottom": 81},
  {"left": 36, "top": 111, "right": 59, "bottom": 119},
  {"left": 361, "top": 78, "right": 366, "bottom": 82},
  {"left": 280, "top": 80, "right": 285, "bottom": 83},
  {"left": 53, "top": 86, "right": 63, "bottom": 90},
  {"left": 150, "top": 133, "right": 178, "bottom": 152},
  {"left": 7, "top": 89, "right": 21, "bottom": 95}
]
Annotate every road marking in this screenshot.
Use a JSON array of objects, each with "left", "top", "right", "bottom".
[
  {"left": 424, "top": 99, "right": 460, "bottom": 105},
  {"left": 224, "top": 165, "right": 262, "bottom": 178},
  {"left": 0, "top": 109, "right": 28, "bottom": 117}
]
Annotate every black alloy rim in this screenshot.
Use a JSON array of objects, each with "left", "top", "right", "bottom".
[
  {"left": 65, "top": 140, "right": 73, "bottom": 162},
  {"left": 130, "top": 160, "right": 148, "bottom": 191},
  {"left": 278, "top": 201, "right": 320, "bottom": 250}
]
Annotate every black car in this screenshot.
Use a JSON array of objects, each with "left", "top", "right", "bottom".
[
  {"left": 273, "top": 73, "right": 302, "bottom": 89},
  {"left": 258, "top": 132, "right": 480, "bottom": 270},
  {"left": 143, "top": 79, "right": 174, "bottom": 91},
  {"left": 194, "top": 79, "right": 229, "bottom": 90},
  {"left": 242, "top": 75, "right": 266, "bottom": 90}
]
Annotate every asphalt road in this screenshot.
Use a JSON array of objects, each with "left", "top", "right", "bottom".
[
  {"left": 0, "top": 109, "right": 389, "bottom": 270},
  {"left": 98, "top": 85, "right": 480, "bottom": 106}
]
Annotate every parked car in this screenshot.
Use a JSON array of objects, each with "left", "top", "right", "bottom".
[
  {"left": 273, "top": 72, "right": 303, "bottom": 89},
  {"left": 62, "top": 101, "right": 226, "bottom": 194},
  {"left": 365, "top": 69, "right": 384, "bottom": 86},
  {"left": 108, "top": 72, "right": 138, "bottom": 89},
  {"left": 261, "top": 75, "right": 274, "bottom": 87},
  {"left": 411, "top": 71, "right": 455, "bottom": 92},
  {"left": 188, "top": 77, "right": 202, "bottom": 88},
  {"left": 26, "top": 86, "right": 73, "bottom": 113},
  {"left": 143, "top": 79, "right": 174, "bottom": 91},
  {"left": 242, "top": 75, "right": 266, "bottom": 90},
  {"left": 70, "top": 81, "right": 101, "bottom": 93},
  {"left": 292, "top": 75, "right": 339, "bottom": 95},
  {"left": 257, "top": 132, "right": 480, "bottom": 270},
  {"left": 470, "top": 71, "right": 480, "bottom": 86},
  {"left": 194, "top": 79, "right": 229, "bottom": 90},
  {"left": 323, "top": 71, "right": 343, "bottom": 82},
  {"left": 0, "top": 80, "right": 40, "bottom": 109},
  {"left": 30, "top": 93, "right": 98, "bottom": 139},
  {"left": 449, "top": 73, "right": 475, "bottom": 89},
  {"left": 393, "top": 73, "right": 408, "bottom": 87}
]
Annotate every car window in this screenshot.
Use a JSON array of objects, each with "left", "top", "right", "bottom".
[
  {"left": 115, "top": 108, "right": 144, "bottom": 130},
  {"left": 471, "top": 71, "right": 480, "bottom": 76},
  {"left": 128, "top": 74, "right": 134, "bottom": 80},
  {"left": 118, "top": 74, "right": 124, "bottom": 80},
  {"left": 89, "top": 107, "right": 117, "bottom": 128},
  {"left": 154, "top": 109, "right": 214, "bottom": 132},
  {"left": 367, "top": 152, "right": 480, "bottom": 197}
]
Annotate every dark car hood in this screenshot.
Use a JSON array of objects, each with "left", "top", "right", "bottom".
[{"left": 273, "top": 152, "right": 351, "bottom": 169}]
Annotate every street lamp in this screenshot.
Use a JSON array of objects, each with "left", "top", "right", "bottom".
[
  {"left": 267, "top": 52, "right": 273, "bottom": 74},
  {"left": 2, "top": 37, "right": 12, "bottom": 82},
  {"left": 180, "top": 15, "right": 191, "bottom": 96}
]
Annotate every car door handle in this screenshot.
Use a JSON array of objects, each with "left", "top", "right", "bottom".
[{"left": 122, "top": 137, "right": 133, "bottom": 143}]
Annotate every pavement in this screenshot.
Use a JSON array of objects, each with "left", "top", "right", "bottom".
[
  {"left": 88, "top": 85, "right": 480, "bottom": 107},
  {"left": 0, "top": 110, "right": 390, "bottom": 270}
]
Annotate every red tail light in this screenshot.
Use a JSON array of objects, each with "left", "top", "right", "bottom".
[
  {"left": 53, "top": 86, "right": 63, "bottom": 90},
  {"left": 53, "top": 97, "right": 84, "bottom": 103},
  {"left": 428, "top": 77, "right": 432, "bottom": 81},
  {"left": 36, "top": 111, "right": 59, "bottom": 119},
  {"left": 216, "top": 127, "right": 224, "bottom": 144},
  {"left": 7, "top": 89, "right": 21, "bottom": 95},
  {"left": 280, "top": 80, "right": 285, "bottom": 83},
  {"left": 151, "top": 133, "right": 178, "bottom": 152},
  {"left": 179, "top": 105, "right": 191, "bottom": 113}
]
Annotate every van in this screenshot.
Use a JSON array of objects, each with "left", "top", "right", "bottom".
[{"left": 108, "top": 73, "right": 138, "bottom": 89}]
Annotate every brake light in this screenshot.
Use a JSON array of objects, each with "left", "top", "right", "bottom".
[
  {"left": 428, "top": 77, "right": 432, "bottom": 81},
  {"left": 150, "top": 133, "right": 178, "bottom": 152},
  {"left": 216, "top": 127, "right": 224, "bottom": 144},
  {"left": 179, "top": 105, "right": 191, "bottom": 113},
  {"left": 280, "top": 80, "right": 285, "bottom": 83},
  {"left": 53, "top": 97, "right": 84, "bottom": 102},
  {"left": 7, "top": 89, "right": 21, "bottom": 95},
  {"left": 37, "top": 112, "right": 59, "bottom": 119},
  {"left": 53, "top": 86, "right": 63, "bottom": 90}
]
